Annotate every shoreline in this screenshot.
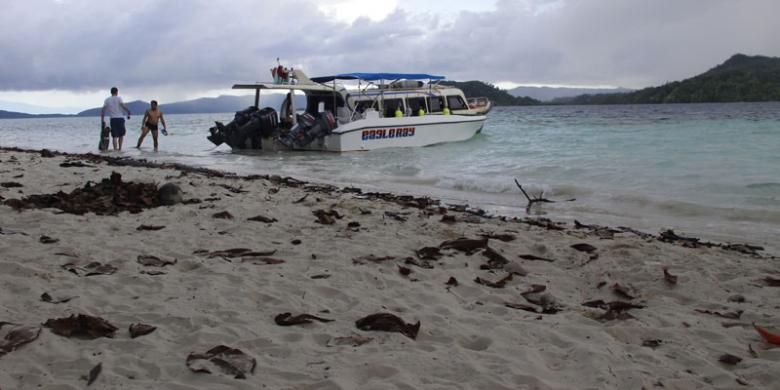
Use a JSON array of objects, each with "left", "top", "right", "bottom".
[
  {"left": 1, "top": 146, "right": 772, "bottom": 258},
  {"left": 1, "top": 146, "right": 779, "bottom": 389}
]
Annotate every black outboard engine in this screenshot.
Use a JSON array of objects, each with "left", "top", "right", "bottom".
[
  {"left": 207, "top": 106, "right": 278, "bottom": 149},
  {"left": 279, "top": 111, "right": 337, "bottom": 148}
]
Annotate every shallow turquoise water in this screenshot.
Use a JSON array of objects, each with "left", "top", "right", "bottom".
[{"left": 2, "top": 102, "right": 779, "bottom": 250}]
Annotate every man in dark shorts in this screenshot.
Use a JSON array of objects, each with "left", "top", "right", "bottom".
[
  {"left": 137, "top": 100, "right": 167, "bottom": 151},
  {"left": 100, "top": 87, "right": 131, "bottom": 150}
]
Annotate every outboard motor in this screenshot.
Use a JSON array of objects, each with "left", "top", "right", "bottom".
[
  {"left": 207, "top": 106, "right": 278, "bottom": 149},
  {"left": 279, "top": 111, "right": 337, "bottom": 148}
]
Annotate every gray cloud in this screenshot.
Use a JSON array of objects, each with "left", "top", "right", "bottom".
[{"left": 1, "top": 0, "right": 778, "bottom": 95}]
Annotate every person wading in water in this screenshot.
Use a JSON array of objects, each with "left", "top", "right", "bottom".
[{"left": 137, "top": 100, "right": 167, "bottom": 151}]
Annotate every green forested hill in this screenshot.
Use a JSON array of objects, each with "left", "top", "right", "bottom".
[
  {"left": 441, "top": 81, "right": 540, "bottom": 106},
  {"left": 558, "top": 54, "right": 780, "bottom": 104}
]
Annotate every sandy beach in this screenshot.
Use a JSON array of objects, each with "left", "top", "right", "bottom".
[{"left": 1, "top": 146, "right": 779, "bottom": 390}]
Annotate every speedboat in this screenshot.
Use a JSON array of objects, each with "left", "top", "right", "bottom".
[{"left": 206, "top": 71, "right": 489, "bottom": 152}]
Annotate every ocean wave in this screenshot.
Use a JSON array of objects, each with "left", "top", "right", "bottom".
[
  {"left": 746, "top": 182, "right": 780, "bottom": 190},
  {"left": 606, "top": 193, "right": 780, "bottom": 224}
]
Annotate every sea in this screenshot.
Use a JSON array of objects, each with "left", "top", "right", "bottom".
[{"left": 2, "top": 103, "right": 779, "bottom": 252}]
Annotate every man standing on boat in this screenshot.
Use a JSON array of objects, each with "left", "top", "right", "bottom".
[
  {"left": 100, "top": 87, "right": 131, "bottom": 151},
  {"left": 136, "top": 100, "right": 167, "bottom": 151}
]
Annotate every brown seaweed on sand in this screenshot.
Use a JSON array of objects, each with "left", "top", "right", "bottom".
[
  {"left": 474, "top": 274, "right": 513, "bottom": 288},
  {"left": 439, "top": 237, "right": 488, "bottom": 254},
  {"left": 764, "top": 276, "right": 780, "bottom": 287},
  {"left": 582, "top": 300, "right": 646, "bottom": 322},
  {"left": 62, "top": 262, "right": 117, "bottom": 276},
  {"left": 40, "top": 292, "right": 77, "bottom": 304},
  {"left": 482, "top": 246, "right": 509, "bottom": 269},
  {"left": 43, "top": 314, "right": 118, "bottom": 339},
  {"left": 136, "top": 255, "right": 176, "bottom": 267},
  {"left": 202, "top": 248, "right": 277, "bottom": 261},
  {"left": 129, "top": 323, "right": 157, "bottom": 338},
  {"left": 0, "top": 325, "right": 41, "bottom": 356},
  {"left": 663, "top": 267, "right": 678, "bottom": 285},
  {"left": 571, "top": 243, "right": 598, "bottom": 253},
  {"left": 212, "top": 211, "right": 234, "bottom": 219},
  {"left": 274, "top": 313, "right": 334, "bottom": 326},
  {"left": 4, "top": 172, "right": 161, "bottom": 215},
  {"left": 39, "top": 235, "right": 59, "bottom": 244},
  {"left": 719, "top": 353, "right": 742, "bottom": 365},
  {"left": 479, "top": 232, "right": 516, "bottom": 242},
  {"left": 415, "top": 246, "right": 442, "bottom": 260},
  {"left": 355, "top": 313, "right": 420, "bottom": 340},
  {"left": 86, "top": 362, "right": 101, "bottom": 386},
  {"left": 352, "top": 255, "right": 395, "bottom": 265},
  {"left": 694, "top": 309, "right": 743, "bottom": 320},
  {"left": 247, "top": 214, "right": 277, "bottom": 223},
  {"left": 186, "top": 345, "right": 256, "bottom": 379},
  {"left": 611, "top": 283, "right": 637, "bottom": 300},
  {"left": 313, "top": 209, "right": 341, "bottom": 224},
  {"left": 136, "top": 224, "right": 165, "bottom": 231},
  {"left": 518, "top": 254, "right": 555, "bottom": 262}
]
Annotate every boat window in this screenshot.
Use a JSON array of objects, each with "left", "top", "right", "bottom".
[
  {"left": 305, "top": 92, "right": 345, "bottom": 116},
  {"left": 428, "top": 96, "right": 444, "bottom": 113},
  {"left": 383, "top": 98, "right": 403, "bottom": 117},
  {"left": 354, "top": 99, "right": 378, "bottom": 113},
  {"left": 406, "top": 97, "right": 426, "bottom": 115},
  {"left": 446, "top": 95, "right": 468, "bottom": 110}
]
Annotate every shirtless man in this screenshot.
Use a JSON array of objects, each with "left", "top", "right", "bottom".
[{"left": 136, "top": 100, "right": 167, "bottom": 151}]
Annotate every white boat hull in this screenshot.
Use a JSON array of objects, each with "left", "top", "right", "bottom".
[{"left": 293, "top": 114, "right": 485, "bottom": 152}]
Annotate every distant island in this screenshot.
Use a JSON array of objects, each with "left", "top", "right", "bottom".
[
  {"left": 557, "top": 54, "right": 780, "bottom": 104},
  {"left": 2, "top": 53, "right": 778, "bottom": 119},
  {"left": 509, "top": 86, "right": 634, "bottom": 102}
]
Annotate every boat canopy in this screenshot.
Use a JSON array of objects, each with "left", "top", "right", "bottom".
[{"left": 310, "top": 73, "right": 445, "bottom": 83}]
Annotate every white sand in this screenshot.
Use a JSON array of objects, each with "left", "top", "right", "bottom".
[{"left": 1, "top": 148, "right": 779, "bottom": 389}]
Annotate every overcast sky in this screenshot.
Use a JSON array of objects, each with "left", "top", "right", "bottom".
[{"left": 1, "top": 0, "right": 778, "bottom": 113}]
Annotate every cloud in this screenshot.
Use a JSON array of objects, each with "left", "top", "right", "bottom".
[{"left": 0, "top": 0, "right": 778, "bottom": 99}]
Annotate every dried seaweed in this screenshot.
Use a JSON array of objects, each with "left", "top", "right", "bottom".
[
  {"left": 571, "top": 243, "right": 597, "bottom": 253},
  {"left": 482, "top": 246, "right": 510, "bottom": 269},
  {"left": 474, "top": 274, "right": 513, "bottom": 288},
  {"left": 43, "top": 314, "right": 118, "bottom": 339},
  {"left": 39, "top": 235, "right": 59, "bottom": 244},
  {"left": 274, "top": 313, "right": 334, "bottom": 326},
  {"left": 86, "top": 362, "right": 101, "bottom": 386},
  {"left": 313, "top": 209, "right": 341, "bottom": 224},
  {"left": 694, "top": 309, "right": 743, "bottom": 320},
  {"left": 327, "top": 334, "right": 373, "bottom": 347},
  {"left": 0, "top": 326, "right": 40, "bottom": 356},
  {"left": 129, "top": 323, "right": 157, "bottom": 338},
  {"left": 479, "top": 233, "right": 516, "bottom": 242},
  {"left": 355, "top": 313, "right": 420, "bottom": 340},
  {"left": 764, "top": 276, "right": 780, "bottom": 287},
  {"left": 186, "top": 345, "right": 256, "bottom": 379},
  {"left": 40, "top": 292, "right": 77, "bottom": 304},
  {"left": 4, "top": 172, "right": 161, "bottom": 215},
  {"left": 136, "top": 255, "right": 176, "bottom": 267},
  {"left": 663, "top": 267, "right": 678, "bottom": 285},
  {"left": 247, "top": 215, "right": 277, "bottom": 223},
  {"left": 416, "top": 246, "right": 442, "bottom": 260},
  {"left": 62, "top": 262, "right": 117, "bottom": 276},
  {"left": 439, "top": 237, "right": 488, "bottom": 254},
  {"left": 719, "top": 353, "right": 742, "bottom": 365},
  {"left": 212, "top": 211, "right": 234, "bottom": 219},
  {"left": 446, "top": 277, "right": 459, "bottom": 287},
  {"left": 518, "top": 254, "right": 555, "bottom": 262},
  {"left": 136, "top": 224, "right": 165, "bottom": 231},
  {"left": 612, "top": 283, "right": 637, "bottom": 300},
  {"left": 352, "top": 255, "right": 395, "bottom": 265}
]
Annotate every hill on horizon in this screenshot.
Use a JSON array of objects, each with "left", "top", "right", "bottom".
[
  {"left": 559, "top": 54, "right": 780, "bottom": 104},
  {"left": 509, "top": 86, "right": 634, "bottom": 102},
  {"left": 440, "top": 81, "right": 539, "bottom": 106}
]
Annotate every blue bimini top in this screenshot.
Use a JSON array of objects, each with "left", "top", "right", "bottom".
[{"left": 310, "top": 73, "right": 445, "bottom": 83}]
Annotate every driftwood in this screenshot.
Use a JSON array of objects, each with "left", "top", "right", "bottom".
[{"left": 514, "top": 179, "right": 574, "bottom": 213}]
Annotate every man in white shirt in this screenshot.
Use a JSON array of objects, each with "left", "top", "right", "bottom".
[{"left": 100, "top": 87, "right": 131, "bottom": 150}]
